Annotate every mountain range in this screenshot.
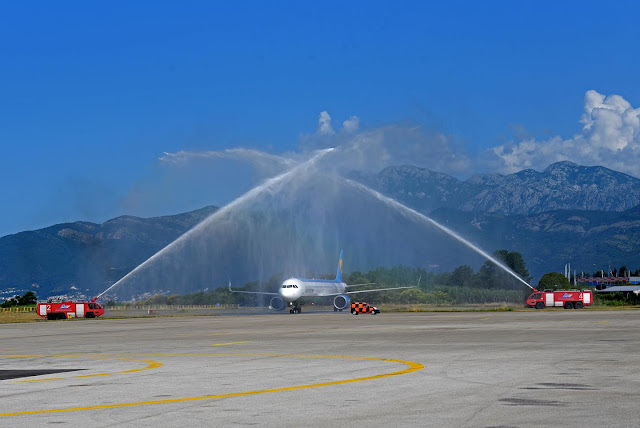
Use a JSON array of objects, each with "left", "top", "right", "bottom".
[
  {"left": 2, "top": 161, "right": 639, "bottom": 299},
  {"left": 354, "top": 161, "right": 640, "bottom": 215}
]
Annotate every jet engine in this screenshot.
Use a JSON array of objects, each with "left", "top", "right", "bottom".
[
  {"left": 269, "top": 296, "right": 286, "bottom": 311},
  {"left": 333, "top": 294, "right": 350, "bottom": 311}
]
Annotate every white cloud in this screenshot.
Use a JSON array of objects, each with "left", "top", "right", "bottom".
[
  {"left": 492, "top": 90, "right": 640, "bottom": 176},
  {"left": 342, "top": 115, "right": 360, "bottom": 133},
  {"left": 317, "top": 111, "right": 335, "bottom": 135},
  {"left": 299, "top": 111, "right": 470, "bottom": 175}
]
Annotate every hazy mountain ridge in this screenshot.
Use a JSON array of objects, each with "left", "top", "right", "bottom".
[
  {"left": 0, "top": 207, "right": 218, "bottom": 297},
  {"left": 428, "top": 205, "right": 640, "bottom": 279},
  {"left": 359, "top": 161, "right": 640, "bottom": 215}
]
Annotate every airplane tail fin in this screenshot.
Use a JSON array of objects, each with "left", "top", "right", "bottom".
[{"left": 335, "top": 249, "right": 344, "bottom": 282}]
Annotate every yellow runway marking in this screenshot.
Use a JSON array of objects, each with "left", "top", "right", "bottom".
[
  {"left": 13, "top": 377, "right": 63, "bottom": 383},
  {"left": 599, "top": 320, "right": 610, "bottom": 323},
  {"left": 209, "top": 332, "right": 233, "bottom": 336},
  {"left": 210, "top": 341, "right": 251, "bottom": 346},
  {"left": 2, "top": 355, "right": 162, "bottom": 383},
  {"left": 0, "top": 353, "right": 424, "bottom": 417}
]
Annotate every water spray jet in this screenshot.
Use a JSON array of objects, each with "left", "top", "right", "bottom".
[
  {"left": 341, "top": 178, "right": 535, "bottom": 290},
  {"left": 96, "top": 148, "right": 335, "bottom": 299},
  {"left": 188, "top": 147, "right": 535, "bottom": 291},
  {"left": 99, "top": 143, "right": 534, "bottom": 300}
]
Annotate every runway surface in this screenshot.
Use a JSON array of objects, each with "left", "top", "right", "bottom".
[{"left": 1, "top": 310, "right": 639, "bottom": 427}]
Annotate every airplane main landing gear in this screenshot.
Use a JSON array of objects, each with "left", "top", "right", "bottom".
[{"left": 289, "top": 304, "right": 302, "bottom": 314}]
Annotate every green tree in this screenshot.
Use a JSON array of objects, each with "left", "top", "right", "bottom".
[
  {"left": 1, "top": 298, "right": 17, "bottom": 308},
  {"left": 17, "top": 291, "right": 37, "bottom": 305},
  {"left": 473, "top": 261, "right": 501, "bottom": 288},
  {"left": 167, "top": 294, "right": 183, "bottom": 305},
  {"left": 434, "top": 272, "right": 451, "bottom": 285},
  {"left": 473, "top": 250, "right": 532, "bottom": 290},
  {"left": 618, "top": 266, "right": 628, "bottom": 277},
  {"left": 449, "top": 265, "right": 474, "bottom": 287},
  {"left": 397, "top": 288, "right": 429, "bottom": 304},
  {"left": 504, "top": 251, "right": 532, "bottom": 283},
  {"left": 538, "top": 272, "right": 571, "bottom": 290}
]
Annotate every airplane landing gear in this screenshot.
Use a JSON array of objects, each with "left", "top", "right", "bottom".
[{"left": 289, "top": 303, "right": 302, "bottom": 314}]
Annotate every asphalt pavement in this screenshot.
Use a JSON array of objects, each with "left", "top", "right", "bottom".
[{"left": 1, "top": 309, "right": 639, "bottom": 427}]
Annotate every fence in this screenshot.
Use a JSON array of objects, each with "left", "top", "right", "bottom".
[
  {"left": 1, "top": 306, "right": 35, "bottom": 313},
  {"left": 104, "top": 304, "right": 239, "bottom": 310}
]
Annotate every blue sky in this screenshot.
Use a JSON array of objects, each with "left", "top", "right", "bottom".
[{"left": 1, "top": 1, "right": 639, "bottom": 236}]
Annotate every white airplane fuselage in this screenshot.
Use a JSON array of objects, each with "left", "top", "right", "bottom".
[{"left": 279, "top": 278, "right": 347, "bottom": 303}]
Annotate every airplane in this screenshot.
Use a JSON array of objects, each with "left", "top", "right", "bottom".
[{"left": 228, "top": 250, "right": 415, "bottom": 313}]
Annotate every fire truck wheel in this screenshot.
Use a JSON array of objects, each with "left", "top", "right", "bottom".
[
  {"left": 352, "top": 311, "right": 358, "bottom": 315},
  {"left": 563, "top": 302, "right": 574, "bottom": 309},
  {"left": 86, "top": 312, "right": 95, "bottom": 318},
  {"left": 535, "top": 302, "right": 544, "bottom": 310},
  {"left": 574, "top": 301, "right": 583, "bottom": 309}
]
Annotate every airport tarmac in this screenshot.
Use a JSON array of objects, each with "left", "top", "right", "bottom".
[{"left": 1, "top": 310, "right": 639, "bottom": 427}]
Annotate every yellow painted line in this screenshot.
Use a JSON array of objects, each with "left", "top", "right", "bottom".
[
  {"left": 0, "top": 353, "right": 424, "bottom": 417},
  {"left": 209, "top": 332, "right": 233, "bottom": 336},
  {"left": 3, "top": 355, "right": 162, "bottom": 383},
  {"left": 0, "top": 354, "right": 44, "bottom": 358},
  {"left": 599, "top": 320, "right": 610, "bottom": 323},
  {"left": 77, "top": 373, "right": 115, "bottom": 378},
  {"left": 211, "top": 341, "right": 251, "bottom": 346},
  {"left": 13, "top": 378, "right": 63, "bottom": 383}
]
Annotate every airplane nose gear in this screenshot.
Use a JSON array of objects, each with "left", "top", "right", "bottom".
[{"left": 289, "top": 303, "right": 302, "bottom": 314}]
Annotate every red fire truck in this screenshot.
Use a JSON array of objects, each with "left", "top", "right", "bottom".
[
  {"left": 37, "top": 300, "right": 105, "bottom": 320},
  {"left": 525, "top": 290, "right": 592, "bottom": 309}
]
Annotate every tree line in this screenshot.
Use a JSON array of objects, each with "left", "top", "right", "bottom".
[
  {"left": 1, "top": 291, "right": 37, "bottom": 308},
  {"left": 130, "top": 249, "right": 534, "bottom": 306}
]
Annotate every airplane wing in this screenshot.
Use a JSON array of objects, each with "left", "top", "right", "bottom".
[
  {"left": 345, "top": 286, "right": 415, "bottom": 295},
  {"left": 344, "top": 282, "right": 376, "bottom": 287},
  {"left": 228, "top": 282, "right": 279, "bottom": 296},
  {"left": 320, "top": 286, "right": 416, "bottom": 296}
]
